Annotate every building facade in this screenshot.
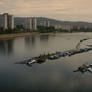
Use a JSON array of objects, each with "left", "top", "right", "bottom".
[
  {"left": 31, "top": 18, "right": 37, "bottom": 30},
  {"left": 0, "top": 13, "right": 14, "bottom": 29},
  {"left": 54, "top": 25, "right": 73, "bottom": 31},
  {"left": 8, "top": 15, "right": 14, "bottom": 29},
  {"left": 15, "top": 17, "right": 37, "bottom": 31},
  {"left": 0, "top": 15, "right": 4, "bottom": 29},
  {"left": 40, "top": 20, "right": 50, "bottom": 27}
]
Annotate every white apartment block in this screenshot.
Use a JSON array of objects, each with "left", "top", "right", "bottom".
[
  {"left": 43, "top": 20, "right": 50, "bottom": 27},
  {"left": 54, "top": 25, "right": 73, "bottom": 31},
  {"left": 15, "top": 17, "right": 37, "bottom": 31},
  {"left": 8, "top": 15, "right": 14, "bottom": 29},
  {"left": 39, "top": 20, "right": 50, "bottom": 27},
  {"left": 0, "top": 13, "right": 14, "bottom": 29},
  {"left": 31, "top": 18, "right": 37, "bottom": 30}
]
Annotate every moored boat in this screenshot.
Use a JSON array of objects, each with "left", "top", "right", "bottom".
[
  {"left": 36, "top": 58, "right": 46, "bottom": 63},
  {"left": 73, "top": 64, "right": 92, "bottom": 73},
  {"left": 48, "top": 55, "right": 59, "bottom": 60},
  {"left": 26, "top": 59, "right": 37, "bottom": 65}
]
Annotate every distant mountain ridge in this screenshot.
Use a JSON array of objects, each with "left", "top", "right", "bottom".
[{"left": 15, "top": 17, "right": 92, "bottom": 28}]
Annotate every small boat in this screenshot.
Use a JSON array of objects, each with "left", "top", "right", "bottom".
[
  {"left": 65, "top": 51, "right": 75, "bottom": 56},
  {"left": 73, "top": 64, "right": 92, "bottom": 73},
  {"left": 73, "top": 65, "right": 88, "bottom": 73},
  {"left": 88, "top": 64, "right": 92, "bottom": 67},
  {"left": 57, "top": 52, "right": 66, "bottom": 57},
  {"left": 80, "top": 38, "right": 88, "bottom": 42},
  {"left": 36, "top": 58, "right": 46, "bottom": 63},
  {"left": 80, "top": 48, "right": 89, "bottom": 52},
  {"left": 48, "top": 55, "right": 59, "bottom": 60},
  {"left": 88, "top": 68, "right": 92, "bottom": 73},
  {"left": 26, "top": 59, "right": 37, "bottom": 65}
]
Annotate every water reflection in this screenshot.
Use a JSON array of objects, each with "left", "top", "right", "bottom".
[
  {"left": 31, "top": 36, "right": 36, "bottom": 46},
  {"left": 40, "top": 35, "right": 49, "bottom": 42},
  {"left": 25, "top": 36, "right": 36, "bottom": 49},
  {"left": 0, "top": 39, "right": 14, "bottom": 56},
  {"left": 1, "top": 33, "right": 92, "bottom": 92},
  {"left": 39, "top": 35, "right": 49, "bottom": 49}
]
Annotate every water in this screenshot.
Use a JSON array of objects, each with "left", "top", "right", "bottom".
[{"left": 0, "top": 33, "right": 92, "bottom": 92}]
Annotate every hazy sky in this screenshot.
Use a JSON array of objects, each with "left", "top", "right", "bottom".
[{"left": 0, "top": 0, "right": 92, "bottom": 22}]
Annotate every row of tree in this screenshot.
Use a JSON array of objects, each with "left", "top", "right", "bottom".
[
  {"left": 37, "top": 26, "right": 55, "bottom": 33},
  {"left": 0, "top": 25, "right": 92, "bottom": 34},
  {"left": 55, "top": 27, "right": 92, "bottom": 33}
]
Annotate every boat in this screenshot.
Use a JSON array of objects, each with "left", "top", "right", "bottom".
[
  {"left": 36, "top": 58, "right": 46, "bottom": 63},
  {"left": 74, "top": 64, "right": 92, "bottom": 73},
  {"left": 26, "top": 59, "right": 37, "bottom": 65},
  {"left": 88, "top": 68, "right": 92, "bottom": 73},
  {"left": 48, "top": 55, "right": 59, "bottom": 60},
  {"left": 58, "top": 52, "right": 66, "bottom": 57}
]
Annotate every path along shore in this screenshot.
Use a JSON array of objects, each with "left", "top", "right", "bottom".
[{"left": 0, "top": 32, "right": 38, "bottom": 40}]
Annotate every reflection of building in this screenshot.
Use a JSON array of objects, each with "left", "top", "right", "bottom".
[
  {"left": 0, "top": 13, "right": 14, "bottom": 29},
  {"left": 15, "top": 17, "right": 37, "bottom": 31},
  {"left": 40, "top": 35, "right": 49, "bottom": 42},
  {"left": 0, "top": 40, "right": 14, "bottom": 55},
  {"left": 25, "top": 36, "right": 36, "bottom": 49}
]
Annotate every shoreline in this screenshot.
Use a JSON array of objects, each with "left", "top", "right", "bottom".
[
  {"left": 0, "top": 32, "right": 38, "bottom": 40},
  {"left": 0, "top": 32, "right": 92, "bottom": 40}
]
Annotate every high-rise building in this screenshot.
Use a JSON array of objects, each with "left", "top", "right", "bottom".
[
  {"left": 3, "top": 13, "right": 8, "bottom": 29},
  {"left": 47, "top": 20, "right": 50, "bottom": 27},
  {"left": 24, "top": 17, "right": 37, "bottom": 31},
  {"left": 54, "top": 25, "right": 73, "bottom": 31},
  {"left": 8, "top": 15, "right": 14, "bottom": 29},
  {"left": 31, "top": 17, "right": 37, "bottom": 30},
  {"left": 14, "top": 17, "right": 37, "bottom": 31},
  {"left": 42, "top": 20, "right": 50, "bottom": 27},
  {"left": 23, "top": 18, "right": 32, "bottom": 30},
  {"left": 0, "top": 15, "right": 4, "bottom": 29},
  {"left": 0, "top": 13, "right": 14, "bottom": 29},
  {"left": 43, "top": 21, "right": 46, "bottom": 27}
]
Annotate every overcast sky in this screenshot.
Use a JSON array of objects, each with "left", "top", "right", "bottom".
[{"left": 0, "top": 0, "right": 92, "bottom": 22}]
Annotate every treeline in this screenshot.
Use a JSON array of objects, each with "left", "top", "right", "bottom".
[
  {"left": 37, "top": 26, "right": 55, "bottom": 33},
  {"left": 0, "top": 27, "right": 30, "bottom": 34},
  {"left": 37, "top": 26, "right": 92, "bottom": 33},
  {"left": 0, "top": 26, "right": 92, "bottom": 34},
  {"left": 55, "top": 28, "right": 92, "bottom": 33}
]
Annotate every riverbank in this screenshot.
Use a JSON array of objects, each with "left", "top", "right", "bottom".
[
  {"left": 0, "top": 32, "right": 92, "bottom": 40},
  {"left": 0, "top": 32, "right": 38, "bottom": 40}
]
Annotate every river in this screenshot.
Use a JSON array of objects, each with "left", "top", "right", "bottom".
[{"left": 0, "top": 32, "right": 92, "bottom": 92}]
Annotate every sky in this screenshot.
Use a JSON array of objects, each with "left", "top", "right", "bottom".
[{"left": 0, "top": 0, "right": 92, "bottom": 22}]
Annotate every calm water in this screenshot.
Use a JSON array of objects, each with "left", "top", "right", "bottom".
[{"left": 1, "top": 33, "right": 92, "bottom": 92}]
